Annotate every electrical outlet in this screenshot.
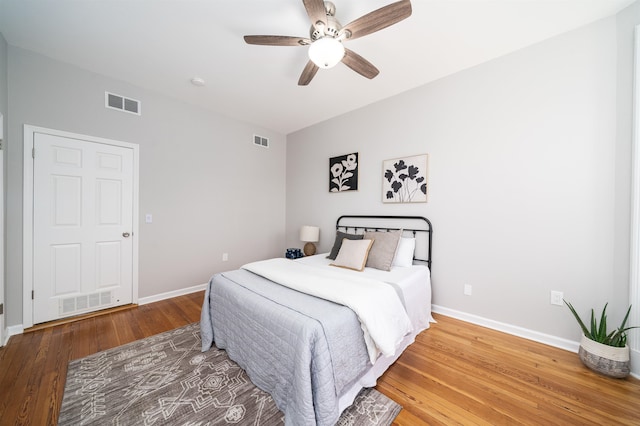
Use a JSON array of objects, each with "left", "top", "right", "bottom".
[
  {"left": 550, "top": 290, "right": 564, "bottom": 306},
  {"left": 222, "top": 253, "right": 228, "bottom": 262},
  {"left": 464, "top": 284, "right": 472, "bottom": 296}
]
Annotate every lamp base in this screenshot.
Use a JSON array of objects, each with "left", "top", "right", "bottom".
[{"left": 303, "top": 242, "right": 317, "bottom": 256}]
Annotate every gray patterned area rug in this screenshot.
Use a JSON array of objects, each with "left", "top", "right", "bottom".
[{"left": 59, "top": 322, "right": 401, "bottom": 425}]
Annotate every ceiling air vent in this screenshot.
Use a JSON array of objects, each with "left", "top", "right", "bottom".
[
  {"left": 105, "top": 91, "right": 141, "bottom": 115},
  {"left": 253, "top": 135, "right": 269, "bottom": 148}
]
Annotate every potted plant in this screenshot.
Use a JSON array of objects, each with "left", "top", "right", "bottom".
[{"left": 564, "top": 300, "right": 638, "bottom": 378}]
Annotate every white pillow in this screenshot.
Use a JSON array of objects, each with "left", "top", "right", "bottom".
[
  {"left": 330, "top": 238, "right": 374, "bottom": 271},
  {"left": 392, "top": 237, "right": 416, "bottom": 267}
]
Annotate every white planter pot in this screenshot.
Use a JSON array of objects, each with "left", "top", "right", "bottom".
[{"left": 579, "top": 335, "right": 630, "bottom": 378}]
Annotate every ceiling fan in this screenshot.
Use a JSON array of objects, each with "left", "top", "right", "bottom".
[{"left": 244, "top": 0, "right": 412, "bottom": 86}]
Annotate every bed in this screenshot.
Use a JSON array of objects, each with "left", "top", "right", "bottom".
[{"left": 200, "top": 215, "right": 433, "bottom": 426}]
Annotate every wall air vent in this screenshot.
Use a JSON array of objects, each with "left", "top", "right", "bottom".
[
  {"left": 253, "top": 134, "right": 269, "bottom": 148},
  {"left": 105, "top": 91, "right": 141, "bottom": 115}
]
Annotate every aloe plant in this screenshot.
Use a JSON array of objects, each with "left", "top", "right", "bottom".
[{"left": 564, "top": 300, "right": 639, "bottom": 347}]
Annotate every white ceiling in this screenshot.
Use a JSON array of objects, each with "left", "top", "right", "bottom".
[{"left": 0, "top": 0, "right": 635, "bottom": 134}]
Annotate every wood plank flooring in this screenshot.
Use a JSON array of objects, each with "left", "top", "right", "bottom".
[
  {"left": 382, "top": 315, "right": 640, "bottom": 425},
  {"left": 1, "top": 291, "right": 638, "bottom": 425}
]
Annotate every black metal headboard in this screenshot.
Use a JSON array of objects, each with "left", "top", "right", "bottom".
[{"left": 336, "top": 215, "right": 433, "bottom": 270}]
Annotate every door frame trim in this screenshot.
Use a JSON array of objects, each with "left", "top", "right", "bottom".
[
  {"left": 629, "top": 25, "right": 640, "bottom": 377},
  {"left": 23, "top": 125, "right": 140, "bottom": 328},
  {"left": 0, "top": 130, "right": 5, "bottom": 346}
]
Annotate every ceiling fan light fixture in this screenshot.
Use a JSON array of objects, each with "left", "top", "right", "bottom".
[
  {"left": 308, "top": 37, "right": 345, "bottom": 69},
  {"left": 244, "top": 0, "right": 412, "bottom": 85}
]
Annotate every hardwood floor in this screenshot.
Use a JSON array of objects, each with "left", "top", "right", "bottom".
[
  {"left": 382, "top": 315, "right": 640, "bottom": 425},
  {"left": 0, "top": 292, "right": 203, "bottom": 425},
  {"left": 0, "top": 291, "right": 638, "bottom": 425}
]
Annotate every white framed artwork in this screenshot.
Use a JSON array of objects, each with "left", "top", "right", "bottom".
[{"left": 382, "top": 154, "right": 428, "bottom": 203}]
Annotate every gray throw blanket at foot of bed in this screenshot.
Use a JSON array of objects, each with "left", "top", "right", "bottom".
[{"left": 200, "top": 269, "right": 371, "bottom": 426}]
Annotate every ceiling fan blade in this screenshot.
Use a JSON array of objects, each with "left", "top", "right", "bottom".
[
  {"left": 244, "top": 35, "right": 310, "bottom": 46},
  {"left": 303, "top": 0, "right": 328, "bottom": 30},
  {"left": 298, "top": 61, "right": 319, "bottom": 86},
  {"left": 340, "top": 0, "right": 412, "bottom": 41},
  {"left": 342, "top": 49, "right": 379, "bottom": 79}
]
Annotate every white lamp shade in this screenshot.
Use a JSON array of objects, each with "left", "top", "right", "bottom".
[
  {"left": 300, "top": 225, "right": 320, "bottom": 242},
  {"left": 308, "top": 37, "right": 345, "bottom": 69}
]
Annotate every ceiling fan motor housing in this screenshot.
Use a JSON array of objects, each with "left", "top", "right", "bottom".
[{"left": 310, "top": 12, "right": 342, "bottom": 40}]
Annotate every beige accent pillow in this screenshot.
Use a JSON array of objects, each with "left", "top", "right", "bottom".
[
  {"left": 330, "top": 238, "right": 374, "bottom": 271},
  {"left": 364, "top": 230, "right": 402, "bottom": 271}
]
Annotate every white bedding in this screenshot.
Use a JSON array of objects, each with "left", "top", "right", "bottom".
[
  {"left": 243, "top": 257, "right": 413, "bottom": 363},
  {"left": 295, "top": 253, "right": 435, "bottom": 413},
  {"left": 296, "top": 253, "right": 434, "bottom": 330}
]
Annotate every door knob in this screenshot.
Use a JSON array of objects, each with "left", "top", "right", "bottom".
[{"left": 122, "top": 232, "right": 130, "bottom": 238}]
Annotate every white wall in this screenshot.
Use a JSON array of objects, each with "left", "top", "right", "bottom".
[
  {"left": 5, "top": 47, "right": 287, "bottom": 326},
  {"left": 286, "top": 16, "right": 623, "bottom": 343},
  {"left": 617, "top": 1, "right": 640, "bottom": 375}
]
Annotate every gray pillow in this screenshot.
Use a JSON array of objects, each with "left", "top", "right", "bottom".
[
  {"left": 364, "top": 230, "right": 402, "bottom": 271},
  {"left": 326, "top": 231, "right": 364, "bottom": 260}
]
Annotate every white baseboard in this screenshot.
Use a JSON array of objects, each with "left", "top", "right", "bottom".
[
  {"left": 2, "top": 284, "right": 207, "bottom": 341},
  {"left": 432, "top": 304, "right": 580, "bottom": 353},
  {"left": 631, "top": 348, "right": 640, "bottom": 379},
  {"left": 138, "top": 283, "right": 207, "bottom": 306},
  {"left": 5, "top": 324, "right": 24, "bottom": 343}
]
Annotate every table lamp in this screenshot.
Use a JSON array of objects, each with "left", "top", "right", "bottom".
[{"left": 300, "top": 225, "right": 320, "bottom": 256}]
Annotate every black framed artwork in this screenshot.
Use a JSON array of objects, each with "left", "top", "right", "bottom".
[{"left": 329, "top": 152, "right": 358, "bottom": 192}]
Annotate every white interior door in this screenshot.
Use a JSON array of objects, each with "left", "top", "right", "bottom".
[{"left": 32, "top": 132, "right": 134, "bottom": 324}]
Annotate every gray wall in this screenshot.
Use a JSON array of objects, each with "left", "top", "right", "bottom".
[
  {"left": 286, "top": 15, "right": 626, "bottom": 343},
  {"left": 0, "top": 33, "right": 7, "bottom": 333},
  {"left": 5, "top": 47, "right": 287, "bottom": 326},
  {"left": 0, "top": 33, "right": 6, "bottom": 128}
]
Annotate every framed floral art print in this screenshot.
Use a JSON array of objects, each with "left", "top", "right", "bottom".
[
  {"left": 382, "top": 154, "right": 428, "bottom": 203},
  {"left": 329, "top": 152, "right": 358, "bottom": 192}
]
